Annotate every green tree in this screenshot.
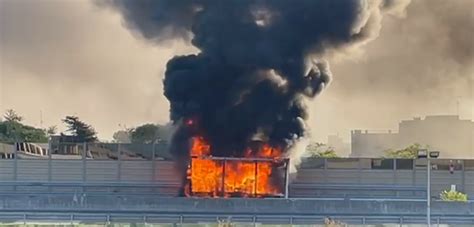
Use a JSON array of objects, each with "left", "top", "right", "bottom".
[
  {"left": 307, "top": 142, "right": 339, "bottom": 158},
  {"left": 0, "top": 110, "right": 48, "bottom": 143},
  {"left": 3, "top": 109, "right": 23, "bottom": 122},
  {"left": 130, "top": 124, "right": 161, "bottom": 144},
  {"left": 62, "top": 116, "right": 97, "bottom": 142},
  {"left": 384, "top": 143, "right": 425, "bottom": 159}
]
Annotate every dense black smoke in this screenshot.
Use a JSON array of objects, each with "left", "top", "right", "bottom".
[{"left": 107, "top": 0, "right": 410, "bottom": 158}]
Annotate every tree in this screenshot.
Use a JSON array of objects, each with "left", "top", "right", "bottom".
[
  {"left": 130, "top": 124, "right": 161, "bottom": 144},
  {"left": 62, "top": 116, "right": 97, "bottom": 142},
  {"left": 306, "top": 142, "right": 340, "bottom": 158},
  {"left": 112, "top": 129, "right": 131, "bottom": 143},
  {"left": 384, "top": 143, "right": 425, "bottom": 159},
  {"left": 3, "top": 109, "right": 23, "bottom": 122},
  {"left": 113, "top": 123, "right": 173, "bottom": 144},
  {"left": 46, "top": 125, "right": 57, "bottom": 136},
  {"left": 0, "top": 121, "right": 48, "bottom": 144},
  {"left": 1, "top": 110, "right": 47, "bottom": 143}
]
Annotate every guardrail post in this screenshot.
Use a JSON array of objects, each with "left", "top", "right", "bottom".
[
  {"left": 152, "top": 142, "right": 156, "bottom": 180},
  {"left": 461, "top": 160, "right": 465, "bottom": 192},
  {"left": 13, "top": 142, "right": 18, "bottom": 190},
  {"left": 82, "top": 142, "right": 87, "bottom": 184},
  {"left": 117, "top": 143, "right": 122, "bottom": 181},
  {"left": 399, "top": 216, "right": 403, "bottom": 227},
  {"left": 48, "top": 140, "right": 52, "bottom": 183},
  {"left": 393, "top": 159, "right": 397, "bottom": 185},
  {"left": 358, "top": 158, "right": 362, "bottom": 184},
  {"left": 412, "top": 159, "right": 417, "bottom": 186},
  {"left": 323, "top": 158, "right": 328, "bottom": 183}
]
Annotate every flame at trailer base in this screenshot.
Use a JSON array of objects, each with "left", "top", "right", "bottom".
[{"left": 185, "top": 137, "right": 287, "bottom": 198}]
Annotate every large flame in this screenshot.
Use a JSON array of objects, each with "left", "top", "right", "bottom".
[{"left": 186, "top": 137, "right": 285, "bottom": 197}]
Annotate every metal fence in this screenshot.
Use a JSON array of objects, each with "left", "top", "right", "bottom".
[
  {"left": 0, "top": 142, "right": 473, "bottom": 198},
  {"left": 1, "top": 211, "right": 473, "bottom": 225}
]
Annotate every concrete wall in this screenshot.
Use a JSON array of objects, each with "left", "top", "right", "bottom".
[{"left": 1, "top": 196, "right": 472, "bottom": 216}]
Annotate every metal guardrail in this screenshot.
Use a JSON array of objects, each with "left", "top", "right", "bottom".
[
  {"left": 0, "top": 181, "right": 428, "bottom": 199},
  {"left": 0, "top": 211, "right": 473, "bottom": 225},
  {"left": 0, "top": 192, "right": 428, "bottom": 202},
  {"left": 290, "top": 183, "right": 426, "bottom": 191},
  {"left": 0, "top": 181, "right": 180, "bottom": 188}
]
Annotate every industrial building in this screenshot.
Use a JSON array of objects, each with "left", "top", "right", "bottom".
[{"left": 351, "top": 115, "right": 474, "bottom": 158}]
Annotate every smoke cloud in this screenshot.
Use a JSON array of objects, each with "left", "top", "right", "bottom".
[{"left": 107, "top": 0, "right": 410, "bottom": 158}]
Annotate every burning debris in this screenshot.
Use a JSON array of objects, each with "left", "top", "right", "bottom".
[
  {"left": 107, "top": 0, "right": 410, "bottom": 197},
  {"left": 185, "top": 137, "right": 289, "bottom": 197}
]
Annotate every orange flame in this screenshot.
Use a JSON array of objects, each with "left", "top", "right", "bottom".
[{"left": 186, "top": 137, "right": 285, "bottom": 197}]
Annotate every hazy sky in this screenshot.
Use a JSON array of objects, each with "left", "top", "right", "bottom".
[{"left": 1, "top": 0, "right": 472, "bottom": 142}]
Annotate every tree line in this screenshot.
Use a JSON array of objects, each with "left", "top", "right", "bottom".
[
  {"left": 1, "top": 109, "right": 424, "bottom": 158},
  {"left": 0, "top": 109, "right": 171, "bottom": 144}
]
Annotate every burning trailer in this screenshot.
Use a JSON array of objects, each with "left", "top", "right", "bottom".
[{"left": 184, "top": 137, "right": 290, "bottom": 198}]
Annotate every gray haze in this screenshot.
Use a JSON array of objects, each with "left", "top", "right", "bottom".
[{"left": 0, "top": 0, "right": 472, "bottom": 158}]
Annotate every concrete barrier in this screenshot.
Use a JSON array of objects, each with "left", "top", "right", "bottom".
[{"left": 1, "top": 195, "right": 472, "bottom": 216}]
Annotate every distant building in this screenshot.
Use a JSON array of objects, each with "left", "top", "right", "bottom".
[{"left": 351, "top": 115, "right": 474, "bottom": 158}]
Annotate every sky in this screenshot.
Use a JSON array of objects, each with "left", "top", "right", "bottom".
[{"left": 0, "top": 0, "right": 473, "bottom": 142}]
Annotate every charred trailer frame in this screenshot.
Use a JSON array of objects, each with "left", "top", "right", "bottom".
[{"left": 185, "top": 156, "right": 290, "bottom": 198}]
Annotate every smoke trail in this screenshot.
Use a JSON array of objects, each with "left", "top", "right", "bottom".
[{"left": 106, "top": 0, "right": 410, "bottom": 158}]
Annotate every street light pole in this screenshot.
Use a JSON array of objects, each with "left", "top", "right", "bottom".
[{"left": 417, "top": 149, "right": 439, "bottom": 227}]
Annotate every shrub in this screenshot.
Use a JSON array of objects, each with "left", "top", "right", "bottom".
[{"left": 440, "top": 190, "right": 468, "bottom": 202}]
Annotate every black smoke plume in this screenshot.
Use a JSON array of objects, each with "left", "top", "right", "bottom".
[{"left": 106, "top": 0, "right": 410, "bottom": 159}]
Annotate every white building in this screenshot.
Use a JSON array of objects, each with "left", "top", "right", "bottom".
[{"left": 351, "top": 115, "right": 474, "bottom": 158}]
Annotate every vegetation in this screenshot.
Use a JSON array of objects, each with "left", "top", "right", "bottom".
[
  {"left": 112, "top": 124, "right": 174, "bottom": 160},
  {"left": 112, "top": 129, "right": 132, "bottom": 143},
  {"left": 0, "top": 109, "right": 176, "bottom": 145},
  {"left": 440, "top": 189, "right": 468, "bottom": 202},
  {"left": 217, "top": 217, "right": 234, "bottom": 227},
  {"left": 3, "top": 109, "right": 23, "bottom": 122},
  {"left": 130, "top": 124, "right": 161, "bottom": 143},
  {"left": 46, "top": 125, "right": 58, "bottom": 136},
  {"left": 384, "top": 143, "right": 427, "bottom": 159},
  {"left": 0, "top": 110, "right": 48, "bottom": 144},
  {"left": 307, "top": 142, "right": 339, "bottom": 158},
  {"left": 324, "top": 217, "right": 347, "bottom": 226},
  {"left": 117, "top": 123, "right": 173, "bottom": 144},
  {"left": 62, "top": 116, "right": 98, "bottom": 142}
]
